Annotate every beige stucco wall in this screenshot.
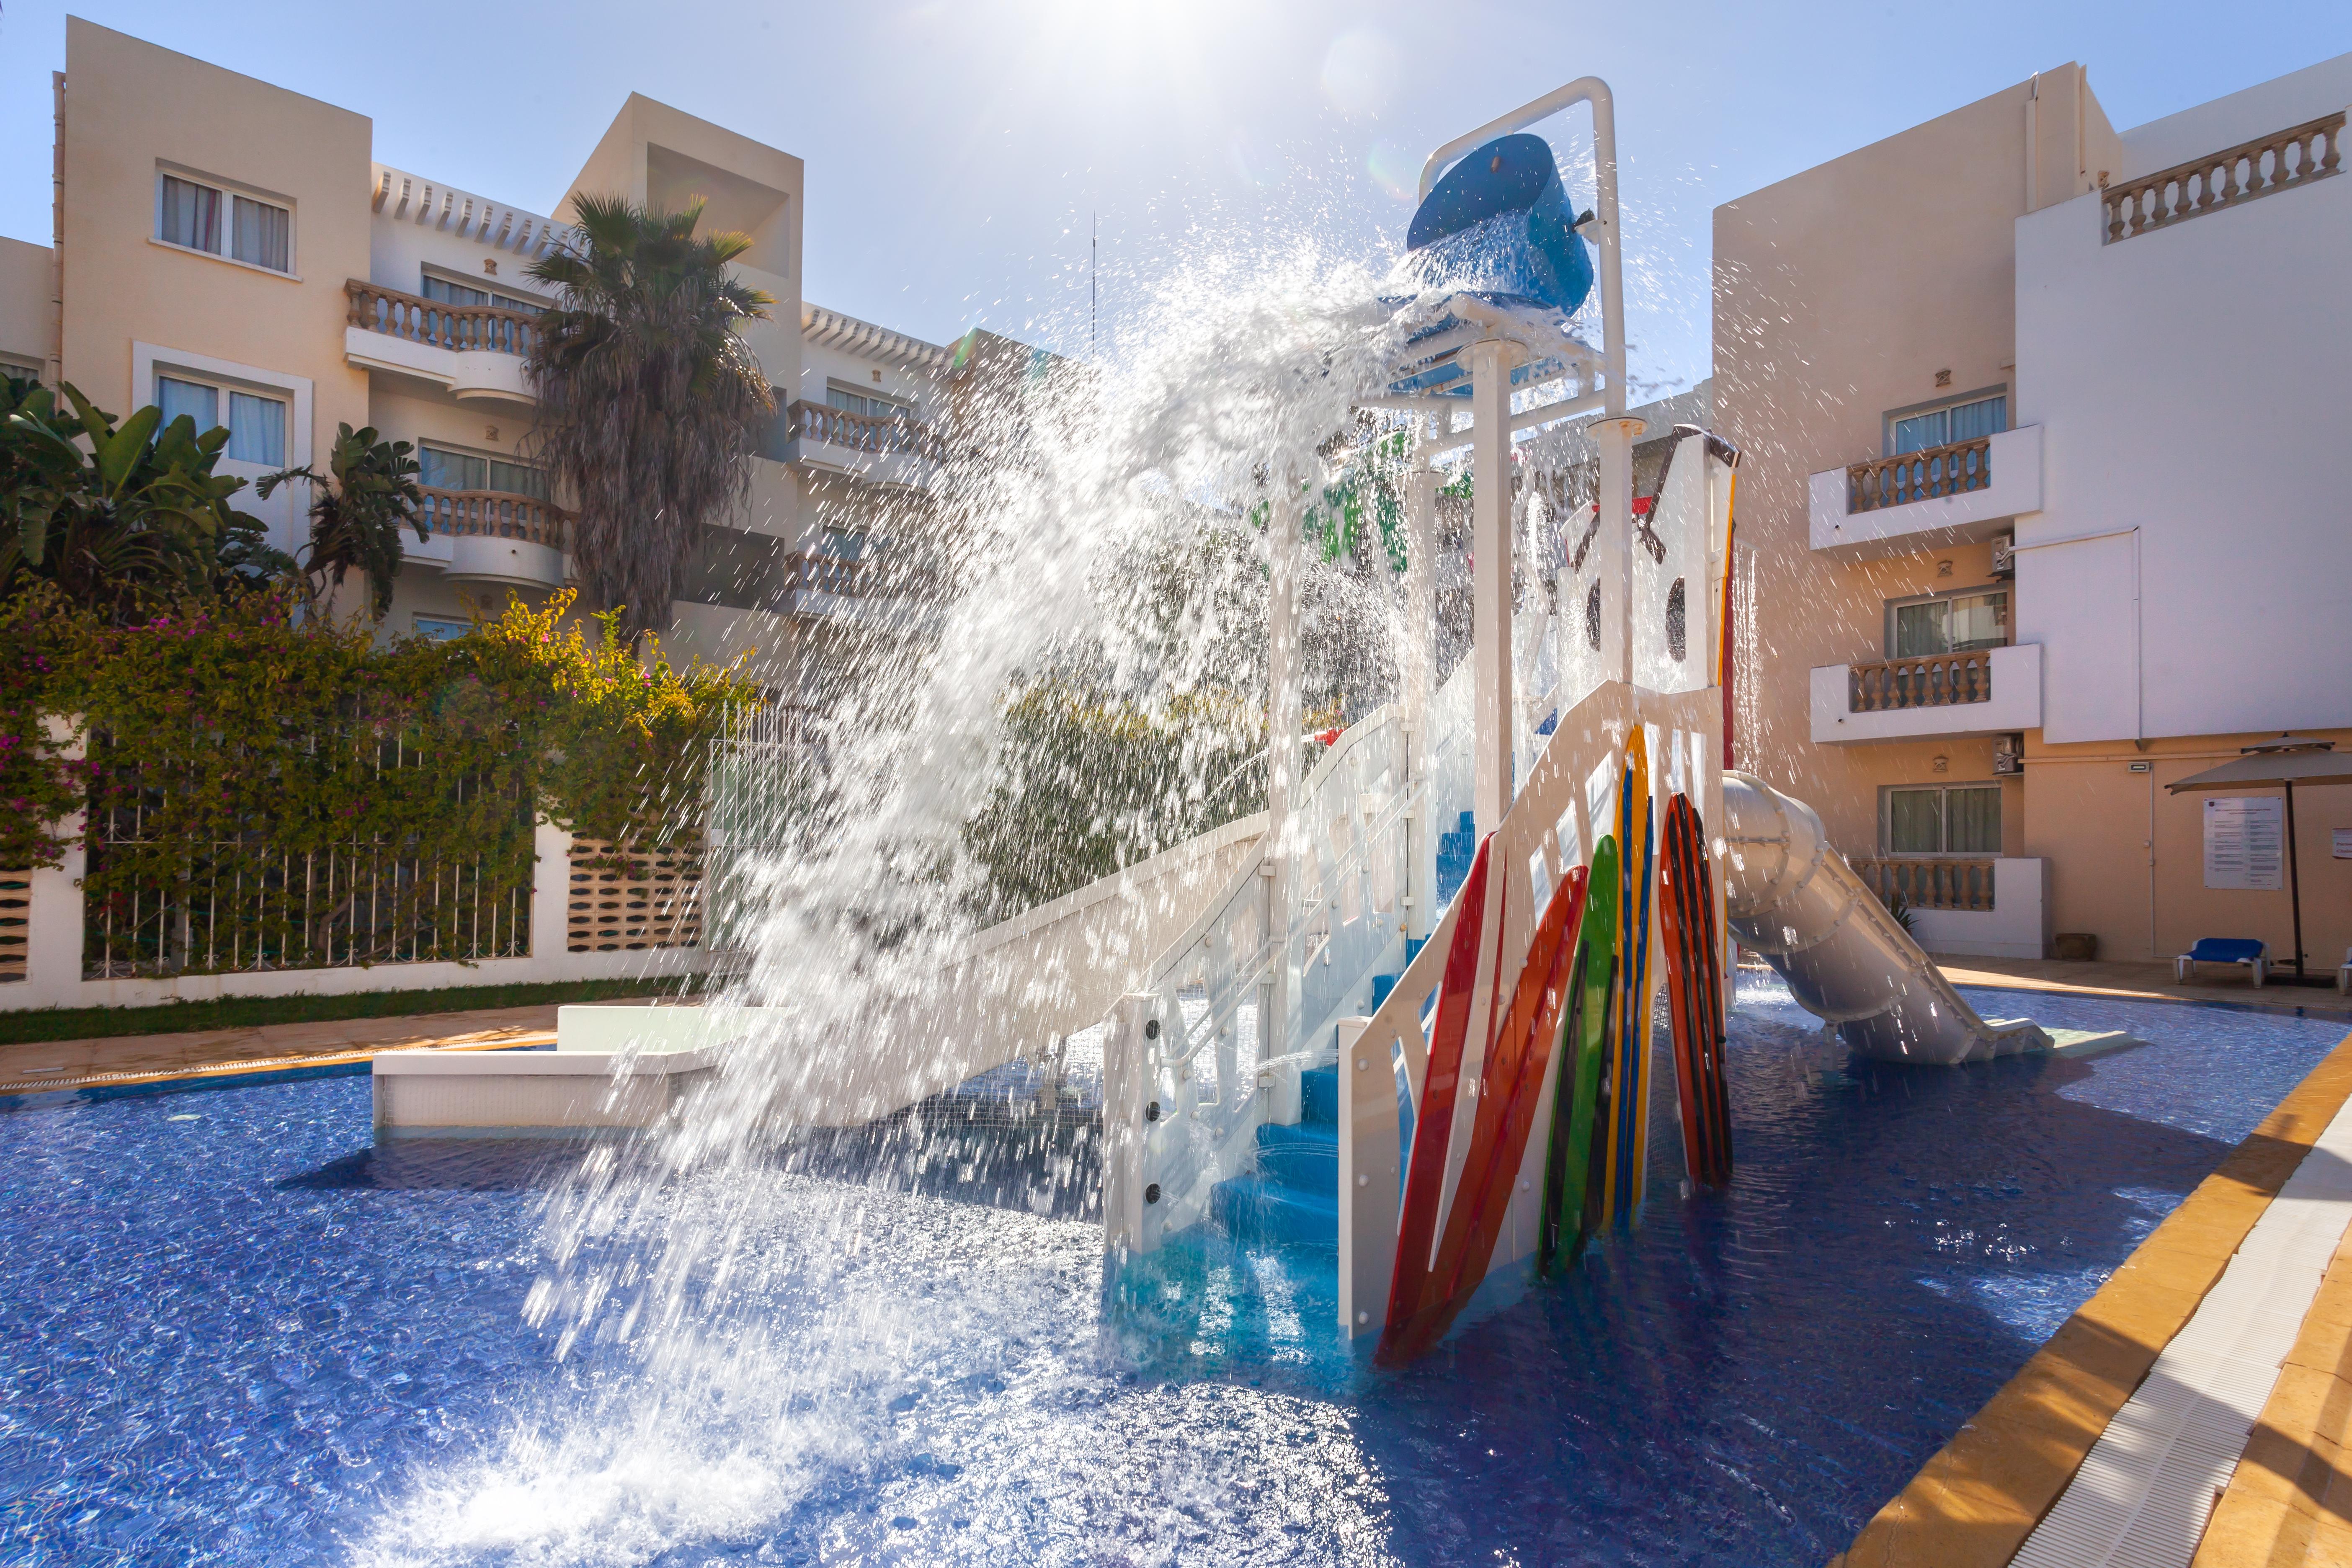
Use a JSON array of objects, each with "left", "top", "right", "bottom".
[
  {"left": 565, "top": 94, "right": 804, "bottom": 396},
  {"left": 1714, "top": 67, "right": 2106, "bottom": 873},
  {"left": 0, "top": 237, "right": 55, "bottom": 376},
  {"left": 2025, "top": 730, "right": 2352, "bottom": 968},
  {"left": 58, "top": 19, "right": 370, "bottom": 457},
  {"left": 1715, "top": 58, "right": 2352, "bottom": 971}
]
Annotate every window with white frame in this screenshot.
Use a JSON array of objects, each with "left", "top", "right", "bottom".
[
  {"left": 1883, "top": 783, "right": 2001, "bottom": 856},
  {"left": 156, "top": 171, "right": 291, "bottom": 273},
  {"left": 419, "top": 271, "right": 546, "bottom": 315},
  {"left": 1886, "top": 390, "right": 2006, "bottom": 456},
  {"left": 825, "top": 382, "right": 912, "bottom": 420},
  {"left": 155, "top": 373, "right": 286, "bottom": 466},
  {"left": 412, "top": 614, "right": 472, "bottom": 642},
  {"left": 1886, "top": 588, "right": 2006, "bottom": 658},
  {"left": 417, "top": 443, "right": 547, "bottom": 499}
]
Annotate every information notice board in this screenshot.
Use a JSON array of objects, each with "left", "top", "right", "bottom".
[{"left": 2204, "top": 796, "right": 2284, "bottom": 891}]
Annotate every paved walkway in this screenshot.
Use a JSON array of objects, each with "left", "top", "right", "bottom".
[
  {"left": 1940, "top": 956, "right": 2352, "bottom": 1019},
  {"left": 0, "top": 998, "right": 685, "bottom": 1099},
  {"left": 1831, "top": 1027, "right": 2352, "bottom": 1567}
]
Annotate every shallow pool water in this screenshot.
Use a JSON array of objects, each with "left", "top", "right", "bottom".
[{"left": 0, "top": 980, "right": 2343, "bottom": 1566}]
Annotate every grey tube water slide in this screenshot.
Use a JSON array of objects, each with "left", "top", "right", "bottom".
[{"left": 1719, "top": 771, "right": 2049, "bottom": 1065}]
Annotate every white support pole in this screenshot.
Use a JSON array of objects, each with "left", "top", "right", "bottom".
[
  {"left": 1593, "top": 414, "right": 1644, "bottom": 689},
  {"left": 1468, "top": 339, "right": 1515, "bottom": 837},
  {"left": 1266, "top": 489, "right": 1304, "bottom": 1056},
  {"left": 1403, "top": 454, "right": 1438, "bottom": 944}
]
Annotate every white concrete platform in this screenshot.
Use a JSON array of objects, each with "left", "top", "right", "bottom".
[{"left": 369, "top": 1004, "right": 727, "bottom": 1138}]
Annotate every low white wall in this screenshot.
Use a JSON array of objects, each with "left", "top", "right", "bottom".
[
  {"left": 4, "top": 822, "right": 709, "bottom": 1012},
  {"left": 1910, "top": 857, "right": 2051, "bottom": 960}
]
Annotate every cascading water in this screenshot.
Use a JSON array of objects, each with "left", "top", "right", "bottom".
[{"left": 360, "top": 251, "right": 1514, "bottom": 1564}]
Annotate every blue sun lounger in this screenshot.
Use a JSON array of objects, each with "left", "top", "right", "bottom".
[{"left": 2175, "top": 938, "right": 2266, "bottom": 988}]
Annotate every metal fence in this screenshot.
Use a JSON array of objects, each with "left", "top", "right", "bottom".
[{"left": 80, "top": 735, "right": 534, "bottom": 980}]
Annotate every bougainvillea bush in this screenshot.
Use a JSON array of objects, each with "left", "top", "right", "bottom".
[{"left": 0, "top": 587, "right": 749, "bottom": 972}]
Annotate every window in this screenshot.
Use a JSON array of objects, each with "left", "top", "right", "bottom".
[
  {"left": 820, "top": 526, "right": 872, "bottom": 560},
  {"left": 157, "top": 173, "right": 290, "bottom": 273},
  {"left": 413, "top": 615, "right": 472, "bottom": 642},
  {"left": 1883, "top": 784, "right": 2001, "bottom": 856},
  {"left": 1889, "top": 392, "right": 2006, "bottom": 455},
  {"left": 825, "top": 383, "right": 911, "bottom": 420},
  {"left": 420, "top": 273, "right": 545, "bottom": 314},
  {"left": 1888, "top": 589, "right": 2006, "bottom": 658},
  {"left": 418, "top": 443, "right": 546, "bottom": 499},
  {"left": 156, "top": 374, "right": 285, "bottom": 466}
]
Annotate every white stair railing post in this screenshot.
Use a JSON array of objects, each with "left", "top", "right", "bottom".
[
  {"left": 1336, "top": 1013, "right": 1403, "bottom": 1338},
  {"left": 1101, "top": 992, "right": 1161, "bottom": 1255},
  {"left": 1403, "top": 452, "right": 1438, "bottom": 947}
]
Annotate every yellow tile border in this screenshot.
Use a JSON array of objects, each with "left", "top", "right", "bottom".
[
  {"left": 1829, "top": 1027, "right": 2352, "bottom": 1568},
  {"left": 0, "top": 1032, "right": 552, "bottom": 1099}
]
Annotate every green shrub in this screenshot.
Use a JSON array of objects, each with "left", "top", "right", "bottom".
[{"left": 0, "top": 586, "right": 750, "bottom": 972}]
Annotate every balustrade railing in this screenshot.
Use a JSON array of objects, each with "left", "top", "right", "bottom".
[
  {"left": 786, "top": 399, "right": 946, "bottom": 462},
  {"left": 1848, "top": 652, "right": 1993, "bottom": 712},
  {"left": 2103, "top": 112, "right": 2342, "bottom": 243},
  {"left": 1856, "top": 857, "right": 1996, "bottom": 913},
  {"left": 1847, "top": 437, "right": 1993, "bottom": 513},
  {"left": 786, "top": 551, "right": 873, "bottom": 598},
  {"left": 346, "top": 280, "right": 540, "bottom": 357},
  {"left": 418, "top": 486, "right": 569, "bottom": 549}
]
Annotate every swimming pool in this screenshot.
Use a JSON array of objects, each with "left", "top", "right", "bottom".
[{"left": 1, "top": 978, "right": 2343, "bottom": 1565}]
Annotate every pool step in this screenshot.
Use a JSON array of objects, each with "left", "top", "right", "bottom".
[
  {"left": 1212, "top": 1063, "right": 1343, "bottom": 1248},
  {"left": 1435, "top": 810, "right": 1476, "bottom": 907}
]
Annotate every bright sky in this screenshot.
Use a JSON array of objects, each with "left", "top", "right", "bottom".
[{"left": 3, "top": 0, "right": 2347, "bottom": 395}]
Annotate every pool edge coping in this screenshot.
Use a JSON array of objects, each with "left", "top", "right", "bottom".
[
  {"left": 0, "top": 1035, "right": 550, "bottom": 1109},
  {"left": 1827, "top": 1025, "right": 2352, "bottom": 1568}
]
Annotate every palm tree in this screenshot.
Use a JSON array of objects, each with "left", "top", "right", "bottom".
[
  {"left": 258, "top": 423, "right": 426, "bottom": 619},
  {"left": 525, "top": 196, "right": 776, "bottom": 647}
]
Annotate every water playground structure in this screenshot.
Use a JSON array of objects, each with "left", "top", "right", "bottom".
[{"left": 377, "top": 75, "right": 2110, "bottom": 1359}]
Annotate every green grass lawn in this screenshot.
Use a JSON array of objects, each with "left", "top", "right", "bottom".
[{"left": 0, "top": 975, "right": 711, "bottom": 1047}]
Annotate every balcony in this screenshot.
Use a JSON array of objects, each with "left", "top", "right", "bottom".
[
  {"left": 782, "top": 550, "right": 940, "bottom": 633},
  {"left": 345, "top": 281, "right": 536, "bottom": 405},
  {"left": 1809, "top": 426, "right": 2041, "bottom": 558},
  {"left": 1854, "top": 856, "right": 2050, "bottom": 959},
  {"left": 406, "top": 487, "right": 569, "bottom": 591},
  {"left": 1811, "top": 642, "right": 2042, "bottom": 743},
  {"left": 774, "top": 400, "right": 945, "bottom": 490}
]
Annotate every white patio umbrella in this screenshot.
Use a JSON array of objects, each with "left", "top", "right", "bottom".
[{"left": 2167, "top": 735, "right": 2352, "bottom": 983}]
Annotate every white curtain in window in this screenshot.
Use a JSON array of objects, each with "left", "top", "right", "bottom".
[
  {"left": 227, "top": 392, "right": 285, "bottom": 466},
  {"left": 1945, "top": 787, "right": 2002, "bottom": 855},
  {"left": 1888, "top": 790, "right": 1944, "bottom": 854},
  {"left": 157, "top": 376, "right": 218, "bottom": 433},
  {"left": 419, "top": 446, "right": 489, "bottom": 492},
  {"left": 231, "top": 196, "right": 290, "bottom": 272},
  {"left": 1947, "top": 396, "right": 2007, "bottom": 444},
  {"left": 158, "top": 177, "right": 221, "bottom": 253}
]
